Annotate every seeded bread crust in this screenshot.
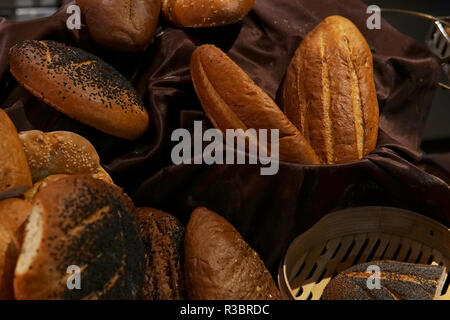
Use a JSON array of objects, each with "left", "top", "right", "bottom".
[{"left": 9, "top": 40, "right": 149, "bottom": 140}]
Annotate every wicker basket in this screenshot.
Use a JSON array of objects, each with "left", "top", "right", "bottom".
[{"left": 278, "top": 207, "right": 450, "bottom": 300}]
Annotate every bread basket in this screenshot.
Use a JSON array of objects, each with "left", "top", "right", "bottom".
[{"left": 278, "top": 207, "right": 450, "bottom": 300}]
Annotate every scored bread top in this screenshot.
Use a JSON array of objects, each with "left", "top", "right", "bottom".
[
  {"left": 14, "top": 175, "right": 144, "bottom": 300},
  {"left": 9, "top": 40, "right": 149, "bottom": 140},
  {"left": 190, "top": 44, "right": 320, "bottom": 164},
  {"left": 282, "top": 15, "right": 379, "bottom": 164}
]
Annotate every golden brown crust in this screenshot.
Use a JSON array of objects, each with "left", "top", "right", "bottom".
[
  {"left": 0, "top": 224, "right": 19, "bottom": 300},
  {"left": 282, "top": 15, "right": 379, "bottom": 164},
  {"left": 133, "top": 208, "right": 185, "bottom": 300},
  {"left": 184, "top": 207, "right": 282, "bottom": 300},
  {"left": 162, "top": 0, "right": 254, "bottom": 27},
  {"left": 23, "top": 174, "right": 69, "bottom": 202},
  {"left": 19, "top": 130, "right": 112, "bottom": 184},
  {"left": 78, "top": 0, "right": 161, "bottom": 52},
  {"left": 190, "top": 45, "right": 321, "bottom": 164},
  {"left": 14, "top": 175, "right": 144, "bottom": 300},
  {"left": 0, "top": 109, "right": 32, "bottom": 199},
  {"left": 9, "top": 40, "right": 149, "bottom": 140},
  {"left": 0, "top": 198, "right": 32, "bottom": 245}
]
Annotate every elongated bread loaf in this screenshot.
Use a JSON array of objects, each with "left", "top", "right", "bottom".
[
  {"left": 190, "top": 45, "right": 320, "bottom": 164},
  {"left": 162, "top": 0, "right": 254, "bottom": 27},
  {"left": 0, "top": 109, "right": 32, "bottom": 199},
  {"left": 282, "top": 16, "right": 379, "bottom": 164},
  {"left": 9, "top": 40, "right": 149, "bottom": 140},
  {"left": 14, "top": 175, "right": 144, "bottom": 300},
  {"left": 184, "top": 207, "right": 282, "bottom": 300},
  {"left": 19, "top": 130, "right": 112, "bottom": 184}
]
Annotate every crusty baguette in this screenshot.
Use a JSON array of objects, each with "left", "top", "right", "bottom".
[
  {"left": 322, "top": 261, "right": 447, "bottom": 300},
  {"left": 0, "top": 109, "right": 32, "bottom": 199},
  {"left": 14, "top": 175, "right": 144, "bottom": 300},
  {"left": 281, "top": 16, "right": 379, "bottom": 164},
  {"left": 184, "top": 207, "right": 282, "bottom": 300},
  {"left": 78, "top": 0, "right": 161, "bottom": 52},
  {"left": 19, "top": 130, "right": 112, "bottom": 184},
  {"left": 190, "top": 45, "right": 320, "bottom": 164},
  {"left": 161, "top": 0, "right": 254, "bottom": 27},
  {"left": 133, "top": 208, "right": 185, "bottom": 300},
  {"left": 9, "top": 40, "right": 149, "bottom": 140}
]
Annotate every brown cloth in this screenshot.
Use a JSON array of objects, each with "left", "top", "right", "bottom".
[{"left": 1, "top": 0, "right": 449, "bottom": 272}]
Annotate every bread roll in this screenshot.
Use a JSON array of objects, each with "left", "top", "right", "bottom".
[
  {"left": 23, "top": 174, "right": 69, "bottom": 202},
  {"left": 9, "top": 40, "right": 149, "bottom": 140},
  {"left": 19, "top": 130, "right": 112, "bottom": 184},
  {"left": 322, "top": 261, "right": 447, "bottom": 300},
  {"left": 184, "top": 207, "right": 282, "bottom": 300},
  {"left": 14, "top": 175, "right": 144, "bottom": 300},
  {"left": 281, "top": 16, "right": 379, "bottom": 164},
  {"left": 0, "top": 109, "right": 32, "bottom": 200},
  {"left": 162, "top": 0, "right": 254, "bottom": 27},
  {"left": 0, "top": 198, "right": 32, "bottom": 244},
  {"left": 190, "top": 45, "right": 320, "bottom": 164},
  {"left": 133, "top": 208, "right": 185, "bottom": 300},
  {"left": 78, "top": 0, "right": 161, "bottom": 52},
  {"left": 0, "top": 224, "right": 19, "bottom": 300}
]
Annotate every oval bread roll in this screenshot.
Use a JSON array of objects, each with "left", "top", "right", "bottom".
[
  {"left": 281, "top": 16, "right": 379, "bottom": 164},
  {"left": 0, "top": 109, "right": 32, "bottom": 199},
  {"left": 14, "top": 175, "right": 144, "bottom": 300},
  {"left": 19, "top": 130, "right": 112, "bottom": 184},
  {"left": 190, "top": 45, "right": 320, "bottom": 164},
  {"left": 184, "top": 207, "right": 282, "bottom": 300},
  {"left": 162, "top": 0, "right": 254, "bottom": 27},
  {"left": 78, "top": 0, "right": 161, "bottom": 52},
  {"left": 9, "top": 40, "right": 149, "bottom": 140}
]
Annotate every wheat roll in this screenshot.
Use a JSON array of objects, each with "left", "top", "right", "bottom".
[
  {"left": 78, "top": 0, "right": 161, "bottom": 52},
  {"left": 191, "top": 45, "right": 320, "bottom": 164},
  {"left": 19, "top": 130, "right": 112, "bottom": 184},
  {"left": 184, "top": 207, "right": 282, "bottom": 300},
  {"left": 14, "top": 175, "right": 144, "bottom": 300},
  {"left": 0, "top": 109, "right": 32, "bottom": 200},
  {"left": 282, "top": 16, "right": 379, "bottom": 164},
  {"left": 162, "top": 0, "right": 254, "bottom": 28},
  {"left": 9, "top": 40, "right": 149, "bottom": 140}
]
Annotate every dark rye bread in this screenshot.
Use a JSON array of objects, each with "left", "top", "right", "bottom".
[
  {"left": 184, "top": 207, "right": 282, "bottom": 300},
  {"left": 133, "top": 208, "right": 185, "bottom": 300},
  {"left": 14, "top": 175, "right": 145, "bottom": 300},
  {"left": 281, "top": 16, "right": 379, "bottom": 164},
  {"left": 322, "top": 261, "right": 448, "bottom": 300},
  {"left": 9, "top": 40, "right": 149, "bottom": 140}
]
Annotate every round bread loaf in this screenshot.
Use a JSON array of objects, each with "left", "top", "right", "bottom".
[
  {"left": 133, "top": 207, "right": 185, "bottom": 300},
  {"left": 78, "top": 0, "right": 161, "bottom": 52},
  {"left": 14, "top": 175, "right": 145, "bottom": 300},
  {"left": 184, "top": 207, "right": 282, "bottom": 300},
  {"left": 0, "top": 109, "right": 32, "bottom": 199},
  {"left": 161, "top": 0, "right": 254, "bottom": 27},
  {"left": 19, "top": 130, "right": 112, "bottom": 184},
  {"left": 9, "top": 40, "right": 149, "bottom": 140}
]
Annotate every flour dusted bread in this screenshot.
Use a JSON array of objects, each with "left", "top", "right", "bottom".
[
  {"left": 162, "top": 0, "right": 254, "bottom": 27},
  {"left": 134, "top": 208, "right": 185, "bottom": 300},
  {"left": 190, "top": 45, "right": 320, "bottom": 164},
  {"left": 78, "top": 0, "right": 161, "bottom": 52},
  {"left": 19, "top": 130, "right": 112, "bottom": 184},
  {"left": 282, "top": 16, "right": 379, "bottom": 164},
  {"left": 322, "top": 261, "right": 447, "bottom": 300},
  {"left": 14, "top": 175, "right": 144, "bottom": 300},
  {"left": 184, "top": 207, "right": 281, "bottom": 300},
  {"left": 9, "top": 40, "right": 149, "bottom": 140},
  {"left": 0, "top": 109, "right": 32, "bottom": 199}
]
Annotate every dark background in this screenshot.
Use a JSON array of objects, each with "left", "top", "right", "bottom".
[{"left": 1, "top": 0, "right": 449, "bottom": 149}]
